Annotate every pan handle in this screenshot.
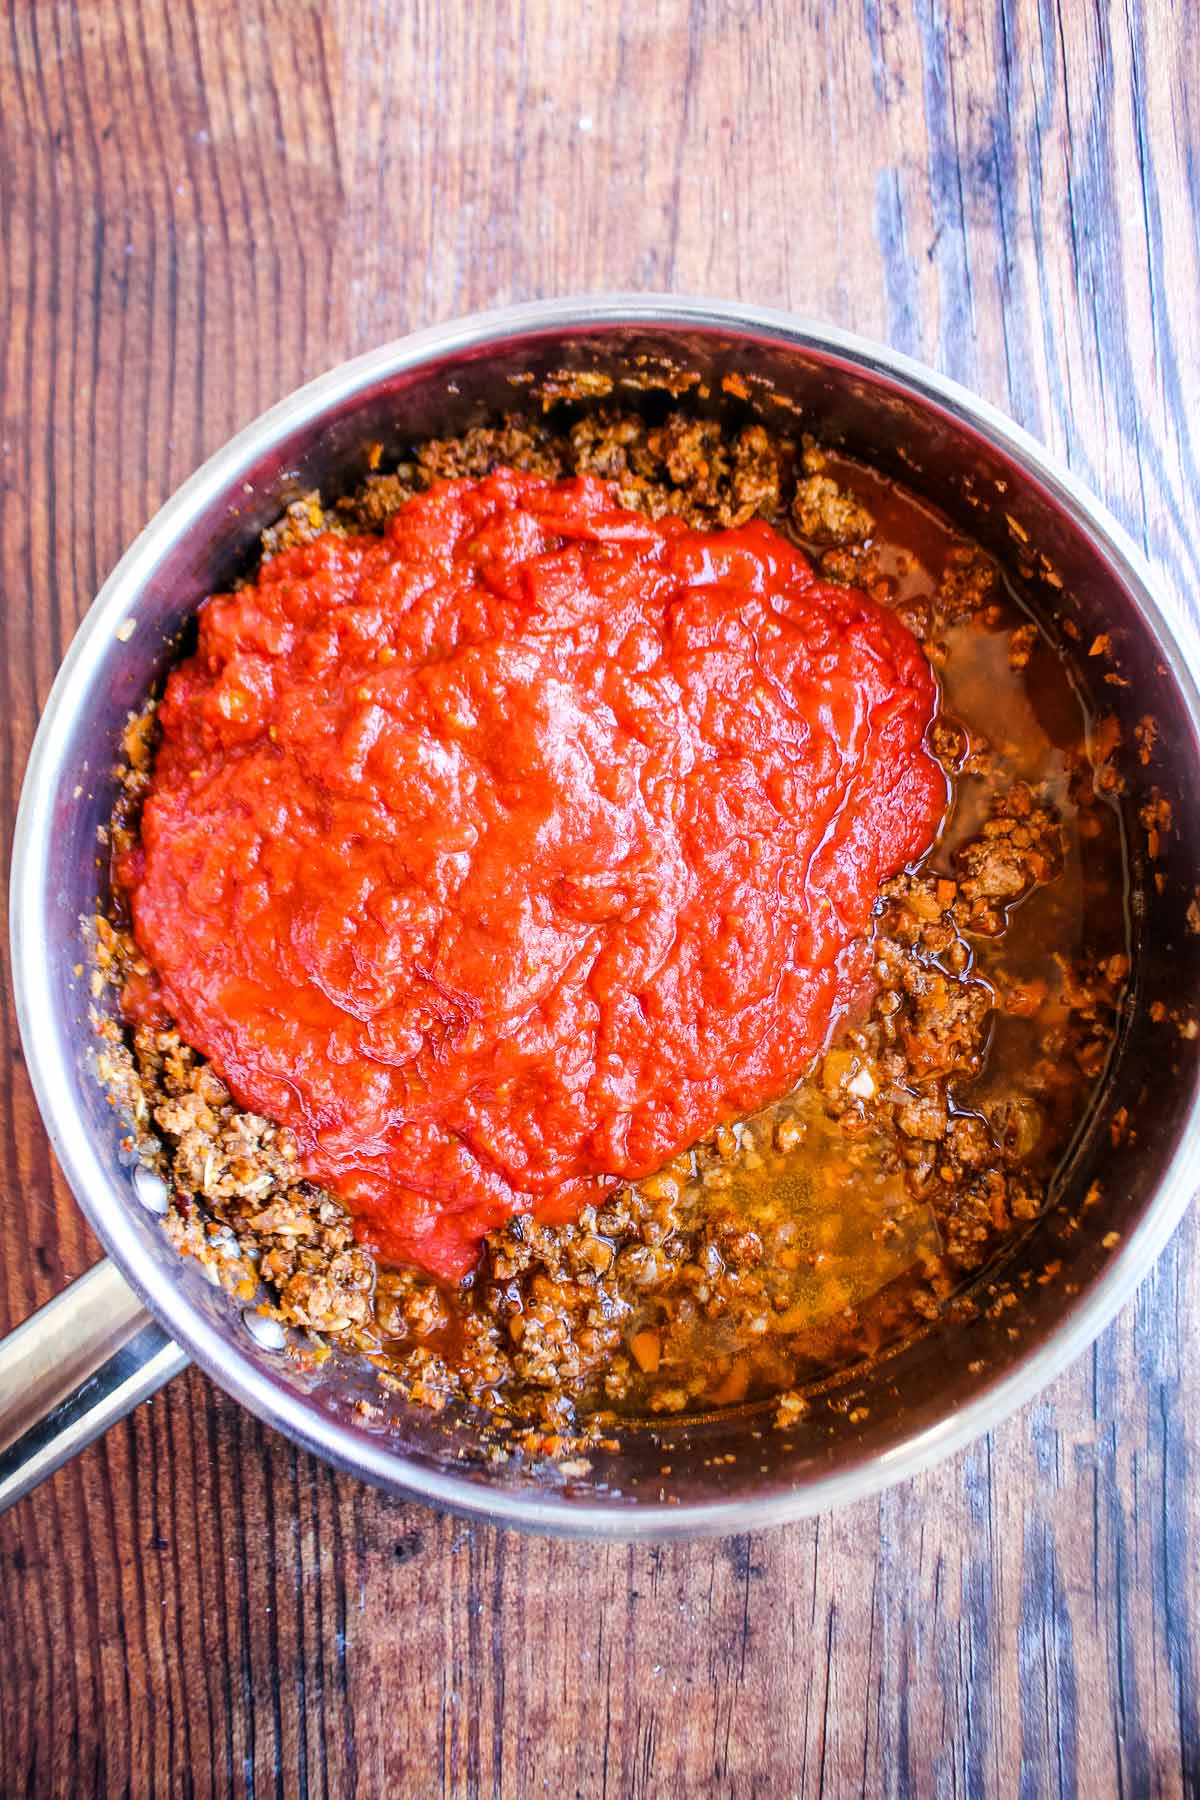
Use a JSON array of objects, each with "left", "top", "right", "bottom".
[{"left": 0, "top": 1258, "right": 189, "bottom": 1514}]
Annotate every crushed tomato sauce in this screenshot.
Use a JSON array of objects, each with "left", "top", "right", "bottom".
[{"left": 119, "top": 470, "right": 947, "bottom": 1281}]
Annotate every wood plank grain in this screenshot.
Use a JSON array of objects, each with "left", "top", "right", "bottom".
[{"left": 1, "top": 0, "right": 1197, "bottom": 1793}]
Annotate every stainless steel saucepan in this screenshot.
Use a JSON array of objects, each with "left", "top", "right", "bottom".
[{"left": 3, "top": 297, "right": 1198, "bottom": 1536}]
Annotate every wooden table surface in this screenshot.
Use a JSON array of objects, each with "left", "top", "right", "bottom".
[{"left": 2, "top": 2, "right": 1198, "bottom": 1793}]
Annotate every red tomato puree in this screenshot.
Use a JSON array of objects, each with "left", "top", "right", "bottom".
[{"left": 121, "top": 471, "right": 946, "bottom": 1281}]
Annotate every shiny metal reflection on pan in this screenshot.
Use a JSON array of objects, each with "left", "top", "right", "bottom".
[{"left": 3, "top": 297, "right": 1199, "bottom": 1536}]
